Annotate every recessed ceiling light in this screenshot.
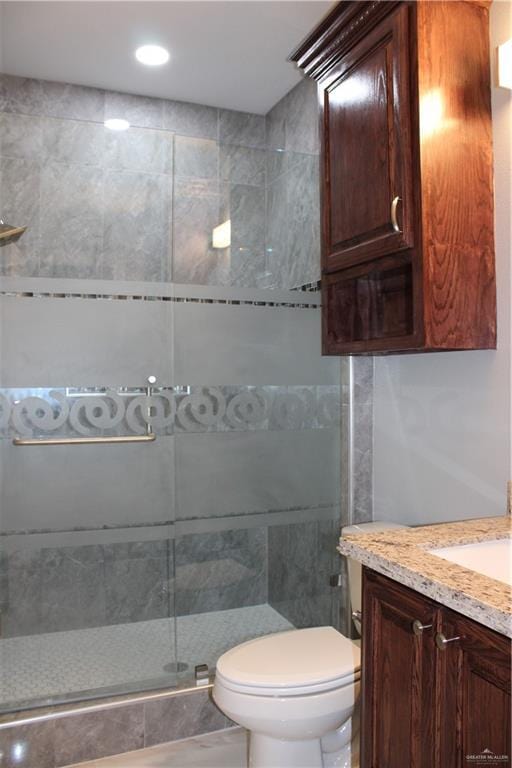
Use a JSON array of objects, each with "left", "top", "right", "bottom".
[
  {"left": 104, "top": 118, "right": 130, "bottom": 131},
  {"left": 135, "top": 45, "right": 170, "bottom": 66}
]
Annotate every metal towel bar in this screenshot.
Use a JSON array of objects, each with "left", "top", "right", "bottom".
[
  {"left": 12, "top": 375, "right": 158, "bottom": 446},
  {"left": 12, "top": 433, "right": 156, "bottom": 446}
]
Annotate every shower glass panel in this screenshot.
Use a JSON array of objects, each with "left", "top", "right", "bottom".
[
  {"left": 0, "top": 96, "right": 179, "bottom": 711},
  {"left": 171, "top": 86, "right": 343, "bottom": 684},
  {"left": 0, "top": 73, "right": 342, "bottom": 711}
]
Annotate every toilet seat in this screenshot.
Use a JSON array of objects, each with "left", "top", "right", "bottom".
[{"left": 216, "top": 627, "right": 361, "bottom": 697}]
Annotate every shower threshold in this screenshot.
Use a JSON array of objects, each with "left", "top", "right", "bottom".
[{"left": 0, "top": 604, "right": 293, "bottom": 712}]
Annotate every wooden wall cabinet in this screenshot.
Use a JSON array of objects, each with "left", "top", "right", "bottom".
[
  {"left": 291, "top": 1, "right": 496, "bottom": 355},
  {"left": 361, "top": 569, "right": 511, "bottom": 768}
]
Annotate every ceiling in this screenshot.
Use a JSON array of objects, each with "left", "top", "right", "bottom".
[{"left": 0, "top": 1, "right": 333, "bottom": 114}]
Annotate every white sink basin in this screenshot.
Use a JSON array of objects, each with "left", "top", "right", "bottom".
[{"left": 429, "top": 539, "right": 512, "bottom": 585}]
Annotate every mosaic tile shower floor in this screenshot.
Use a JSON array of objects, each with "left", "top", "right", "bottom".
[{"left": 0, "top": 604, "right": 293, "bottom": 708}]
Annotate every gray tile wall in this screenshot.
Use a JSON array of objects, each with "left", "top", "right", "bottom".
[
  {"left": 265, "top": 78, "right": 321, "bottom": 289},
  {"left": 175, "top": 529, "right": 267, "bottom": 616},
  {"left": 1, "top": 540, "right": 172, "bottom": 637},
  {"left": 0, "top": 73, "right": 321, "bottom": 290},
  {"left": 0, "top": 687, "right": 230, "bottom": 768},
  {"left": 268, "top": 519, "right": 344, "bottom": 630}
]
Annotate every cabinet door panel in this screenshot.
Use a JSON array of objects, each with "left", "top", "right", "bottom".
[
  {"left": 437, "top": 610, "right": 511, "bottom": 768},
  {"left": 321, "top": 4, "right": 414, "bottom": 272},
  {"left": 361, "top": 569, "right": 438, "bottom": 768}
]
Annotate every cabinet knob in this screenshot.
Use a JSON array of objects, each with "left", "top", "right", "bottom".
[
  {"left": 435, "top": 632, "right": 461, "bottom": 650},
  {"left": 391, "top": 195, "right": 402, "bottom": 232},
  {"left": 412, "top": 619, "right": 432, "bottom": 636}
]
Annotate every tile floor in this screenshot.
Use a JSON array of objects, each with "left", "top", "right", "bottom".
[
  {"left": 0, "top": 605, "right": 293, "bottom": 708},
  {"left": 67, "top": 728, "right": 247, "bottom": 768}
]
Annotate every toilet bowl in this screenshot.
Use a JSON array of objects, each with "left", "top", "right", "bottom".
[
  {"left": 213, "top": 626, "right": 361, "bottom": 768},
  {"left": 213, "top": 521, "right": 408, "bottom": 767}
]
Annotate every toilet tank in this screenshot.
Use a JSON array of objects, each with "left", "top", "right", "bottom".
[{"left": 341, "top": 521, "right": 408, "bottom": 635}]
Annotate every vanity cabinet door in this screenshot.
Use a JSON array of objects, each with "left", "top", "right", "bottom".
[
  {"left": 361, "top": 569, "right": 438, "bottom": 768},
  {"left": 320, "top": 4, "right": 414, "bottom": 274},
  {"left": 436, "top": 609, "right": 512, "bottom": 767}
]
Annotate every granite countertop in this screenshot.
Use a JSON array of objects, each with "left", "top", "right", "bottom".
[{"left": 338, "top": 516, "right": 512, "bottom": 638}]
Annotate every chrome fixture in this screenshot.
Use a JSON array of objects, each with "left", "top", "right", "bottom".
[
  {"left": 351, "top": 610, "right": 362, "bottom": 623},
  {"left": 194, "top": 664, "right": 209, "bottom": 686},
  {"left": 412, "top": 619, "right": 433, "bottom": 637},
  {"left": 390, "top": 196, "right": 401, "bottom": 233},
  {"left": 12, "top": 434, "right": 156, "bottom": 446},
  {"left": 435, "top": 632, "right": 461, "bottom": 650},
  {"left": 0, "top": 220, "right": 26, "bottom": 245}
]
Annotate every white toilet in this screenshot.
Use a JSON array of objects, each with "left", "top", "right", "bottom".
[{"left": 213, "top": 521, "right": 406, "bottom": 768}]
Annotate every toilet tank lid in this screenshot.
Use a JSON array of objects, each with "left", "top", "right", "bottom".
[
  {"left": 216, "top": 627, "right": 360, "bottom": 689},
  {"left": 341, "top": 520, "right": 408, "bottom": 536}
]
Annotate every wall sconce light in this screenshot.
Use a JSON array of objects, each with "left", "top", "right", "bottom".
[
  {"left": 498, "top": 40, "right": 512, "bottom": 90},
  {"left": 212, "top": 219, "right": 231, "bottom": 249}
]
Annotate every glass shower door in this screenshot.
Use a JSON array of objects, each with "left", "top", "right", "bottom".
[{"left": 0, "top": 105, "right": 179, "bottom": 711}]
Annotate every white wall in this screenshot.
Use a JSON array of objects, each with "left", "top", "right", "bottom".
[{"left": 373, "top": 1, "right": 511, "bottom": 525}]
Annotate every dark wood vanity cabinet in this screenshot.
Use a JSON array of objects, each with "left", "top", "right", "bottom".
[
  {"left": 361, "top": 568, "right": 437, "bottom": 768},
  {"left": 437, "top": 608, "right": 512, "bottom": 767},
  {"left": 291, "top": 1, "right": 496, "bottom": 355},
  {"left": 361, "top": 569, "right": 512, "bottom": 768}
]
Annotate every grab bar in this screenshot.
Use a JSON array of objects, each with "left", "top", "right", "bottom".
[{"left": 12, "top": 433, "right": 156, "bottom": 446}]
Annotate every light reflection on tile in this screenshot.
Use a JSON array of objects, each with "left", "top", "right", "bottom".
[{"left": 67, "top": 728, "right": 247, "bottom": 768}]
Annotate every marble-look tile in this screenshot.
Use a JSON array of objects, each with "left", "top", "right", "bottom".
[
  {"left": 282, "top": 78, "right": 319, "bottom": 154},
  {"left": 1, "top": 548, "right": 43, "bottom": 637},
  {"left": 175, "top": 528, "right": 267, "bottom": 616},
  {"left": 265, "top": 171, "right": 288, "bottom": 288},
  {"left": 0, "top": 157, "right": 40, "bottom": 277},
  {"left": 0, "top": 113, "right": 43, "bottom": 159},
  {"left": 144, "top": 690, "right": 227, "bottom": 747},
  {"left": 53, "top": 704, "right": 144, "bottom": 766},
  {"left": 265, "top": 148, "right": 287, "bottom": 184},
  {"left": 265, "top": 95, "right": 286, "bottom": 151},
  {"left": 0, "top": 721, "right": 55, "bottom": 768},
  {"left": 0, "top": 548, "right": 8, "bottom": 613},
  {"left": 39, "top": 161, "right": 104, "bottom": 278},
  {"left": 104, "top": 126, "right": 173, "bottom": 174},
  {"left": 286, "top": 154, "right": 321, "bottom": 288},
  {"left": 102, "top": 170, "right": 172, "bottom": 282},
  {"left": 218, "top": 109, "right": 265, "bottom": 149},
  {"left": 104, "top": 92, "right": 164, "bottom": 130},
  {"left": 219, "top": 144, "right": 265, "bottom": 186},
  {"left": 225, "top": 183, "right": 266, "bottom": 287},
  {"left": 268, "top": 520, "right": 339, "bottom": 629},
  {"left": 39, "top": 546, "right": 107, "bottom": 632},
  {"left": 40, "top": 80, "right": 105, "bottom": 122},
  {"left": 104, "top": 554, "right": 170, "bottom": 624},
  {"left": 66, "top": 728, "right": 247, "bottom": 768},
  {"left": 172, "top": 178, "right": 226, "bottom": 286},
  {"left": 352, "top": 357, "right": 374, "bottom": 525},
  {"left": 41, "top": 117, "right": 105, "bottom": 166},
  {"left": 174, "top": 136, "right": 218, "bottom": 180},
  {"left": 0, "top": 75, "right": 45, "bottom": 115},
  {"left": 163, "top": 100, "right": 218, "bottom": 140},
  {"left": 103, "top": 540, "right": 170, "bottom": 562},
  {"left": 0, "top": 75, "right": 105, "bottom": 121}
]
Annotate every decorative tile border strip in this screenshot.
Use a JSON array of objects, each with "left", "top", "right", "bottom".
[
  {"left": 291, "top": 280, "right": 321, "bottom": 292},
  {"left": 0, "top": 290, "right": 320, "bottom": 309},
  {"left": 0, "top": 385, "right": 340, "bottom": 438}
]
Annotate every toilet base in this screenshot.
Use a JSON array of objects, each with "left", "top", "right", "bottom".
[
  {"left": 248, "top": 731, "right": 359, "bottom": 768},
  {"left": 249, "top": 732, "right": 323, "bottom": 768}
]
